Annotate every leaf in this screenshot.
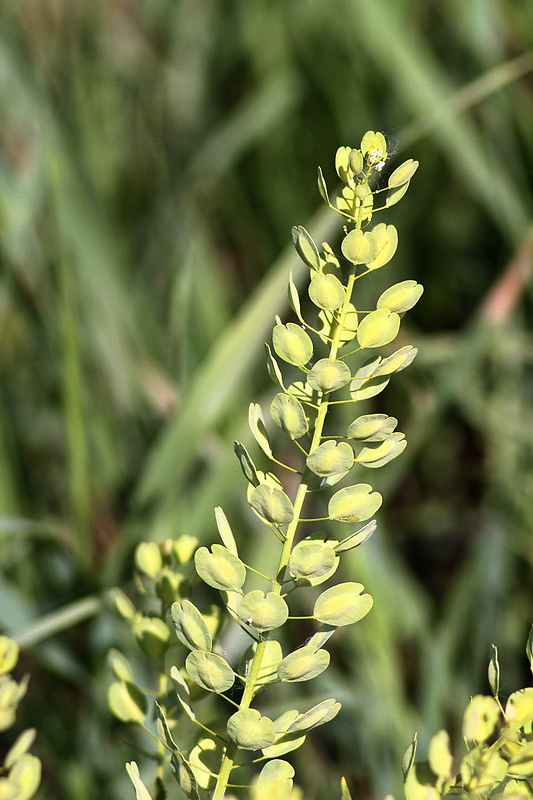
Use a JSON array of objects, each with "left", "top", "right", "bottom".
[
  {"left": 277, "top": 646, "right": 330, "bottom": 682},
  {"left": 287, "top": 698, "right": 341, "bottom": 733},
  {"left": 357, "top": 309, "right": 400, "bottom": 349},
  {"left": 402, "top": 733, "right": 417, "bottom": 779},
  {"left": 194, "top": 545, "right": 247, "bottom": 591},
  {"left": 287, "top": 272, "right": 304, "bottom": 323},
  {"left": 288, "top": 540, "right": 339, "bottom": 582},
  {"left": 169, "top": 666, "right": 197, "bottom": 721},
  {"left": 428, "top": 730, "right": 453, "bottom": 778},
  {"left": 309, "top": 273, "right": 345, "bottom": 310},
  {"left": 249, "top": 402, "right": 273, "bottom": 457},
  {"left": 488, "top": 644, "right": 500, "bottom": 697},
  {"left": 341, "top": 229, "right": 377, "bottom": 265},
  {"left": 171, "top": 600, "right": 212, "bottom": 652},
  {"left": 270, "top": 393, "right": 308, "bottom": 440},
  {"left": 307, "top": 441, "right": 354, "bottom": 478},
  {"left": 334, "top": 520, "right": 377, "bottom": 553},
  {"left": 273, "top": 322, "right": 314, "bottom": 367},
  {"left": 356, "top": 433, "right": 407, "bottom": 468},
  {"left": 249, "top": 484, "right": 294, "bottom": 525},
  {"left": 238, "top": 591, "right": 289, "bottom": 632},
  {"left": 265, "top": 344, "right": 286, "bottom": 390},
  {"left": 346, "top": 414, "right": 398, "bottom": 441},
  {"left": 377, "top": 280, "right": 424, "bottom": 314},
  {"left": 314, "top": 582, "right": 373, "bottom": 626},
  {"left": 463, "top": 694, "right": 500, "bottom": 742},
  {"left": 214, "top": 506, "right": 238, "bottom": 555},
  {"left": 308, "top": 359, "right": 351, "bottom": 393},
  {"left": 292, "top": 225, "right": 321, "bottom": 271},
  {"left": 527, "top": 624, "right": 533, "bottom": 675},
  {"left": 317, "top": 166, "right": 330, "bottom": 204},
  {"left": 155, "top": 702, "right": 179, "bottom": 752},
  {"left": 329, "top": 484, "right": 382, "bottom": 522},
  {"left": 366, "top": 223, "right": 398, "bottom": 270},
  {"left": 388, "top": 159, "right": 419, "bottom": 188},
  {"left": 185, "top": 650, "right": 235, "bottom": 693},
  {"left": 107, "top": 682, "right": 147, "bottom": 724},
  {"left": 126, "top": 763, "right": 154, "bottom": 800},
  {"left": 372, "top": 346, "right": 418, "bottom": 377},
  {"left": 234, "top": 441, "right": 260, "bottom": 486},
  {"left": 227, "top": 709, "right": 276, "bottom": 750}
]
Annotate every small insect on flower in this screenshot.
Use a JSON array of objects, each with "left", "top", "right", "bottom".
[{"left": 367, "top": 148, "right": 387, "bottom": 171}]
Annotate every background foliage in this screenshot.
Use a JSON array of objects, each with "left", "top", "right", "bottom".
[{"left": 0, "top": 1, "right": 532, "bottom": 799}]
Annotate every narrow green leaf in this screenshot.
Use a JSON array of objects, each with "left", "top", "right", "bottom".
[
  {"left": 214, "top": 506, "right": 238, "bottom": 555},
  {"left": 292, "top": 225, "right": 321, "bottom": 271},
  {"left": 234, "top": 441, "right": 260, "bottom": 486},
  {"left": 488, "top": 644, "right": 500, "bottom": 697},
  {"left": 265, "top": 344, "right": 286, "bottom": 390},
  {"left": 126, "top": 763, "right": 154, "bottom": 800},
  {"left": 249, "top": 402, "right": 273, "bottom": 457},
  {"left": 317, "top": 166, "right": 330, "bottom": 204}
]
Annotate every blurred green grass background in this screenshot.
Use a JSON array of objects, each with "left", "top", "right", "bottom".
[{"left": 1, "top": 0, "right": 533, "bottom": 798}]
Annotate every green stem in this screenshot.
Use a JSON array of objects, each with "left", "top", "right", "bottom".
[{"left": 212, "top": 268, "right": 359, "bottom": 799}]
